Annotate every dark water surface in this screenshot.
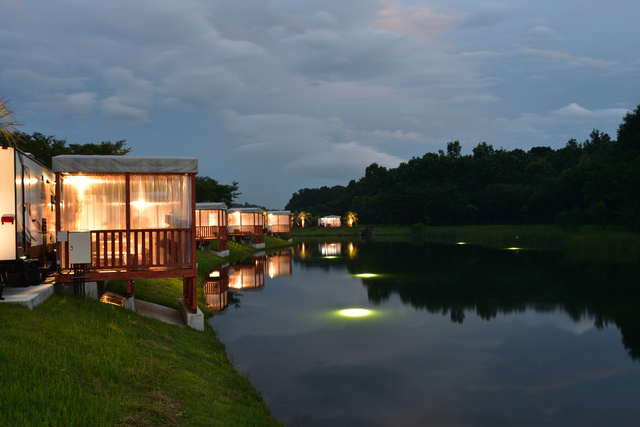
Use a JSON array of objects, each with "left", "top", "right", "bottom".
[{"left": 207, "top": 240, "right": 640, "bottom": 426}]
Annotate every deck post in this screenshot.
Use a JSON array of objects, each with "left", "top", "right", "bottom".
[{"left": 126, "top": 279, "right": 134, "bottom": 298}]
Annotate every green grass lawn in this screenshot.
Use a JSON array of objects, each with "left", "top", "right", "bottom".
[
  {"left": 295, "top": 224, "right": 640, "bottom": 252},
  {"left": 291, "top": 226, "right": 362, "bottom": 237},
  {"left": 0, "top": 297, "right": 283, "bottom": 426},
  {"left": 0, "top": 235, "right": 295, "bottom": 427}
]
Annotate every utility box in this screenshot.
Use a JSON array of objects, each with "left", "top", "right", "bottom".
[{"left": 69, "top": 231, "right": 92, "bottom": 264}]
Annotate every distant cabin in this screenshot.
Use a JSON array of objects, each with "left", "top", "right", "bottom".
[
  {"left": 227, "top": 207, "right": 265, "bottom": 249},
  {"left": 52, "top": 155, "right": 201, "bottom": 322},
  {"left": 265, "top": 210, "right": 292, "bottom": 241},
  {"left": 318, "top": 215, "right": 341, "bottom": 227},
  {"left": 195, "top": 202, "right": 229, "bottom": 257}
]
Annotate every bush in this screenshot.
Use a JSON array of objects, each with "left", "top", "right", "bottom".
[
  {"left": 555, "top": 207, "right": 584, "bottom": 232},
  {"left": 411, "top": 223, "right": 426, "bottom": 234},
  {"left": 619, "top": 202, "right": 640, "bottom": 234}
]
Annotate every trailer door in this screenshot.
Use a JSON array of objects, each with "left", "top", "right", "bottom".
[{"left": 0, "top": 147, "right": 17, "bottom": 261}]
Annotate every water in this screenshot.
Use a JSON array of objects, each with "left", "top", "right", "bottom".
[{"left": 207, "top": 240, "right": 640, "bottom": 426}]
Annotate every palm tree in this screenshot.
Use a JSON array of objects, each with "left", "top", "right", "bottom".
[
  {"left": 296, "top": 211, "right": 312, "bottom": 228},
  {"left": 344, "top": 211, "right": 358, "bottom": 227},
  {"left": 0, "top": 94, "right": 23, "bottom": 147}
]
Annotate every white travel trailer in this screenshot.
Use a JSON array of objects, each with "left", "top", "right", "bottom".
[{"left": 0, "top": 145, "right": 56, "bottom": 286}]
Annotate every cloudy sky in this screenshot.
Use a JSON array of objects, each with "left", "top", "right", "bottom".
[{"left": 1, "top": 0, "right": 638, "bottom": 208}]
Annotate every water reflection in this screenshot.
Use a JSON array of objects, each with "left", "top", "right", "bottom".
[
  {"left": 213, "top": 240, "right": 640, "bottom": 426},
  {"left": 319, "top": 242, "right": 341, "bottom": 256},
  {"left": 229, "top": 256, "right": 265, "bottom": 290},
  {"left": 294, "top": 240, "right": 640, "bottom": 361},
  {"left": 204, "top": 266, "right": 229, "bottom": 312},
  {"left": 267, "top": 250, "right": 292, "bottom": 278}
]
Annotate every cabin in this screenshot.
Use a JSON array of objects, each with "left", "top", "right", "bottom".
[
  {"left": 227, "top": 207, "right": 265, "bottom": 248},
  {"left": 52, "top": 155, "right": 202, "bottom": 327},
  {"left": 318, "top": 215, "right": 341, "bottom": 227},
  {"left": 265, "top": 210, "right": 292, "bottom": 241},
  {"left": 195, "top": 202, "right": 229, "bottom": 257}
]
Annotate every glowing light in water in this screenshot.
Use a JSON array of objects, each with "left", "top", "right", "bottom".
[
  {"left": 355, "top": 273, "right": 377, "bottom": 278},
  {"left": 339, "top": 309, "right": 372, "bottom": 317}
]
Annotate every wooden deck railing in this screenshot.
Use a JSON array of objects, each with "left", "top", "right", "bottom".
[
  {"left": 228, "top": 225, "right": 263, "bottom": 235},
  {"left": 268, "top": 224, "right": 290, "bottom": 233},
  {"left": 60, "top": 228, "right": 194, "bottom": 270},
  {"left": 196, "top": 225, "right": 227, "bottom": 240}
]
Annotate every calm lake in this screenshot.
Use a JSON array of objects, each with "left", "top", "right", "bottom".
[{"left": 207, "top": 240, "right": 640, "bottom": 426}]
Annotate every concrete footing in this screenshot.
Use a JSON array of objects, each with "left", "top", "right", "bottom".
[
  {"left": 178, "top": 298, "right": 204, "bottom": 331},
  {"left": 1, "top": 282, "right": 54, "bottom": 310},
  {"left": 54, "top": 281, "right": 104, "bottom": 300}
]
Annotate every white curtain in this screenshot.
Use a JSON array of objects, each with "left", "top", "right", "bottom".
[
  {"left": 61, "top": 173, "right": 191, "bottom": 231},
  {"left": 130, "top": 174, "right": 191, "bottom": 229},
  {"left": 61, "top": 174, "right": 126, "bottom": 231}
]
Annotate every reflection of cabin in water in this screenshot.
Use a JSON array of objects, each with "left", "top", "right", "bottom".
[
  {"left": 320, "top": 242, "right": 342, "bottom": 256},
  {"left": 52, "top": 155, "right": 202, "bottom": 327},
  {"left": 204, "top": 266, "right": 229, "bottom": 312},
  {"left": 265, "top": 210, "right": 292, "bottom": 241},
  {"left": 318, "top": 215, "right": 341, "bottom": 227},
  {"left": 195, "top": 202, "right": 229, "bottom": 257},
  {"left": 227, "top": 207, "right": 265, "bottom": 248},
  {"left": 267, "top": 250, "right": 292, "bottom": 278},
  {"left": 228, "top": 256, "right": 265, "bottom": 290}
]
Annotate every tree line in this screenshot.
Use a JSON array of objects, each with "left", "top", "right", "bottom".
[{"left": 285, "top": 104, "right": 640, "bottom": 232}]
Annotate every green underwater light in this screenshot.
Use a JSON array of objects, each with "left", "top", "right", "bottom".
[
  {"left": 338, "top": 309, "right": 372, "bottom": 317},
  {"left": 355, "top": 273, "right": 377, "bottom": 278}
]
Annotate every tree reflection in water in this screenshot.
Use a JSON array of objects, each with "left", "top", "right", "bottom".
[{"left": 294, "top": 240, "right": 640, "bottom": 361}]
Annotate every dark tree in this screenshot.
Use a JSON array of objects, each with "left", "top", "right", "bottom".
[
  {"left": 195, "top": 176, "right": 240, "bottom": 206},
  {"left": 13, "top": 132, "right": 131, "bottom": 168},
  {"left": 616, "top": 104, "right": 640, "bottom": 157}
]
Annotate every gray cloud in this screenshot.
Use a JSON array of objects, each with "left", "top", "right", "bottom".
[{"left": 1, "top": 0, "right": 638, "bottom": 207}]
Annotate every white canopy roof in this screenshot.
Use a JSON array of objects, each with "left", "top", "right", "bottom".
[
  {"left": 266, "top": 210, "right": 290, "bottom": 215},
  {"left": 322, "top": 215, "right": 341, "bottom": 218},
  {"left": 196, "top": 202, "right": 227, "bottom": 210},
  {"left": 228, "top": 207, "right": 263, "bottom": 214},
  {"left": 52, "top": 155, "right": 198, "bottom": 174}
]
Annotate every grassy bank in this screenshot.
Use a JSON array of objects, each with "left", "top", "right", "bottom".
[
  {"left": 0, "top": 236, "right": 294, "bottom": 427},
  {"left": 290, "top": 226, "right": 362, "bottom": 237},
  {"left": 0, "top": 297, "right": 283, "bottom": 426},
  {"left": 292, "top": 224, "right": 640, "bottom": 252}
]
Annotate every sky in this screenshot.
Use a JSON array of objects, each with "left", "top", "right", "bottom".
[{"left": 1, "top": 0, "right": 639, "bottom": 209}]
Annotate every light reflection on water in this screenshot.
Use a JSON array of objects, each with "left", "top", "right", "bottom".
[{"left": 209, "top": 241, "right": 640, "bottom": 426}]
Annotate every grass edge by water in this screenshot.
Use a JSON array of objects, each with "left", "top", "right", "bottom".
[{"left": 0, "top": 236, "right": 294, "bottom": 427}]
